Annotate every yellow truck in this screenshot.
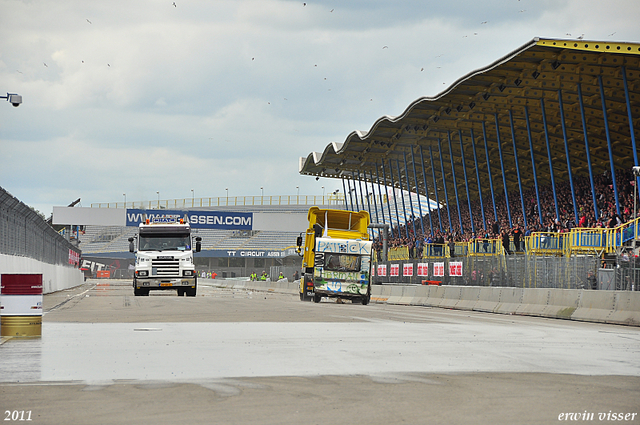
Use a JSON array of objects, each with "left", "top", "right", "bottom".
[{"left": 296, "top": 207, "right": 372, "bottom": 304}]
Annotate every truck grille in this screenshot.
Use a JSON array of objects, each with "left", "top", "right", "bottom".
[{"left": 152, "top": 258, "right": 180, "bottom": 277}]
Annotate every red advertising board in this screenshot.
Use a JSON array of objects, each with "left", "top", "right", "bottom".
[
  {"left": 1, "top": 274, "right": 43, "bottom": 295},
  {"left": 390, "top": 264, "right": 399, "bottom": 277},
  {"left": 403, "top": 263, "right": 414, "bottom": 277},
  {"left": 377, "top": 264, "right": 387, "bottom": 277},
  {"left": 417, "top": 263, "right": 428, "bottom": 277}
]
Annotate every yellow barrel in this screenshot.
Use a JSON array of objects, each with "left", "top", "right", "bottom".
[{"left": 0, "top": 316, "right": 42, "bottom": 337}]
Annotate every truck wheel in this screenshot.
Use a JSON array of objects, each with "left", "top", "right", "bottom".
[
  {"left": 186, "top": 287, "right": 196, "bottom": 297},
  {"left": 177, "top": 288, "right": 185, "bottom": 297},
  {"left": 361, "top": 295, "right": 370, "bottom": 305},
  {"left": 313, "top": 293, "right": 322, "bottom": 303}
]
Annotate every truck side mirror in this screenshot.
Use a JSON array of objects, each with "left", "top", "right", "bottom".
[
  {"left": 195, "top": 236, "right": 202, "bottom": 253},
  {"left": 296, "top": 235, "right": 302, "bottom": 248},
  {"left": 313, "top": 223, "right": 323, "bottom": 238},
  {"left": 128, "top": 237, "right": 134, "bottom": 253}
]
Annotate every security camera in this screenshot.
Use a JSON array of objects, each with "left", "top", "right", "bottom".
[
  {"left": 633, "top": 166, "right": 640, "bottom": 176},
  {"left": 8, "top": 94, "right": 22, "bottom": 107}
]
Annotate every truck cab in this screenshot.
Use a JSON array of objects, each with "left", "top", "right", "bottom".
[
  {"left": 297, "top": 207, "right": 372, "bottom": 304},
  {"left": 129, "top": 217, "right": 201, "bottom": 297}
]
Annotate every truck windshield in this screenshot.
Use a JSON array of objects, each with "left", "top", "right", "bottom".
[
  {"left": 139, "top": 234, "right": 191, "bottom": 251},
  {"left": 324, "top": 253, "right": 360, "bottom": 272}
]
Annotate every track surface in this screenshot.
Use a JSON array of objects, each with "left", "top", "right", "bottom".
[{"left": 1, "top": 279, "right": 639, "bottom": 424}]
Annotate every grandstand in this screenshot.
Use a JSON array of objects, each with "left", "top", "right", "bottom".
[{"left": 298, "top": 37, "right": 640, "bottom": 291}]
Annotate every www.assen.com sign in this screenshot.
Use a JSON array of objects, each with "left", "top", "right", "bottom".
[{"left": 126, "top": 209, "right": 252, "bottom": 230}]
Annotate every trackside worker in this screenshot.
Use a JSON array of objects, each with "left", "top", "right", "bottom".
[
  {"left": 278, "top": 272, "right": 284, "bottom": 280},
  {"left": 260, "top": 271, "right": 268, "bottom": 281}
]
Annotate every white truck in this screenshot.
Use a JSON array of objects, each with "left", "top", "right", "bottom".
[{"left": 128, "top": 217, "right": 201, "bottom": 297}]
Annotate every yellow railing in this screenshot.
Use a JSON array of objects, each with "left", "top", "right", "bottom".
[
  {"left": 378, "top": 219, "right": 639, "bottom": 261},
  {"left": 388, "top": 246, "right": 410, "bottom": 261}
]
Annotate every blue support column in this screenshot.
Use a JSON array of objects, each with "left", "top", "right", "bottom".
[
  {"left": 395, "top": 159, "right": 411, "bottom": 239},
  {"left": 482, "top": 121, "right": 498, "bottom": 222},
  {"left": 351, "top": 171, "right": 362, "bottom": 211},
  {"left": 558, "top": 90, "right": 579, "bottom": 224},
  {"left": 508, "top": 110, "right": 527, "bottom": 227},
  {"left": 418, "top": 145, "right": 434, "bottom": 234},
  {"left": 458, "top": 130, "right": 475, "bottom": 234},
  {"left": 388, "top": 159, "right": 403, "bottom": 238},
  {"left": 447, "top": 131, "right": 465, "bottom": 233},
  {"left": 429, "top": 146, "right": 444, "bottom": 232},
  {"left": 494, "top": 114, "right": 512, "bottom": 227},
  {"left": 437, "top": 138, "right": 454, "bottom": 232},
  {"left": 524, "top": 105, "right": 543, "bottom": 225},
  {"left": 356, "top": 171, "right": 366, "bottom": 212},
  {"left": 381, "top": 160, "right": 396, "bottom": 238},
  {"left": 346, "top": 178, "right": 355, "bottom": 211},
  {"left": 411, "top": 146, "right": 425, "bottom": 237},
  {"left": 541, "top": 98, "right": 561, "bottom": 221},
  {"left": 577, "top": 84, "right": 599, "bottom": 220},
  {"left": 403, "top": 152, "right": 418, "bottom": 237},
  {"left": 470, "top": 128, "right": 487, "bottom": 230},
  {"left": 369, "top": 169, "right": 381, "bottom": 239},
  {"left": 342, "top": 178, "right": 349, "bottom": 210},
  {"left": 377, "top": 162, "right": 394, "bottom": 238},
  {"left": 598, "top": 75, "right": 621, "bottom": 215},
  {"left": 622, "top": 67, "right": 640, "bottom": 206}
]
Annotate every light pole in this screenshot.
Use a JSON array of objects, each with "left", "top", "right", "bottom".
[
  {"left": 191, "top": 189, "right": 194, "bottom": 207},
  {"left": 321, "top": 186, "right": 325, "bottom": 205},
  {"left": 260, "top": 187, "right": 264, "bottom": 205},
  {"left": 296, "top": 186, "right": 299, "bottom": 205},
  {"left": 123, "top": 193, "right": 126, "bottom": 209},
  {"left": 225, "top": 188, "right": 228, "bottom": 205},
  {"left": 157, "top": 191, "right": 160, "bottom": 209},
  {"left": 0, "top": 92, "right": 22, "bottom": 107}
]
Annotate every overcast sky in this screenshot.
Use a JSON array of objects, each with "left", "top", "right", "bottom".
[{"left": 1, "top": 0, "right": 638, "bottom": 216}]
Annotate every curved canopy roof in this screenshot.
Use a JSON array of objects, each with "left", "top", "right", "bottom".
[{"left": 299, "top": 37, "right": 640, "bottom": 208}]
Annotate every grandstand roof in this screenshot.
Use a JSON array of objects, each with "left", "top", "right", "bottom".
[{"left": 299, "top": 37, "right": 640, "bottom": 205}]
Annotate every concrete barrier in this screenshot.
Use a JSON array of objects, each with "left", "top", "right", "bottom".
[
  {"left": 368, "top": 282, "right": 640, "bottom": 327},
  {"left": 496, "top": 287, "right": 524, "bottom": 315},
  {"left": 397, "top": 286, "right": 417, "bottom": 305},
  {"left": 0, "top": 254, "right": 83, "bottom": 294},
  {"left": 571, "top": 290, "right": 616, "bottom": 323},
  {"left": 371, "top": 285, "right": 391, "bottom": 303},
  {"left": 439, "top": 286, "right": 462, "bottom": 309},
  {"left": 411, "top": 285, "right": 430, "bottom": 305},
  {"left": 457, "top": 287, "right": 481, "bottom": 311},
  {"left": 473, "top": 287, "right": 500, "bottom": 313},
  {"left": 425, "top": 285, "right": 446, "bottom": 308},
  {"left": 606, "top": 292, "right": 640, "bottom": 326},
  {"left": 387, "top": 285, "right": 406, "bottom": 304},
  {"left": 516, "top": 288, "right": 550, "bottom": 316}
]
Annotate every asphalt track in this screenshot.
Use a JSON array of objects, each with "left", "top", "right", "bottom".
[{"left": 1, "top": 279, "right": 639, "bottom": 425}]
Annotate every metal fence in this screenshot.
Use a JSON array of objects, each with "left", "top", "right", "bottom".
[
  {"left": 0, "top": 186, "right": 80, "bottom": 266},
  {"left": 374, "top": 253, "right": 601, "bottom": 289}
]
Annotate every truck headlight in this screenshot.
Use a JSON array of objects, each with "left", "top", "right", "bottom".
[
  {"left": 136, "top": 270, "right": 149, "bottom": 277},
  {"left": 182, "top": 270, "right": 194, "bottom": 277}
]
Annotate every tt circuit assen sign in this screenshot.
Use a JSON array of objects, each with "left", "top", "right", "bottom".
[{"left": 126, "top": 209, "right": 252, "bottom": 230}]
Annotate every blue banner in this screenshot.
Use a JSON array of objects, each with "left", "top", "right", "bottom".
[{"left": 126, "top": 209, "right": 253, "bottom": 230}]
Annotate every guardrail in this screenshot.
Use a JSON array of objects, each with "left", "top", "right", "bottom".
[{"left": 91, "top": 194, "right": 392, "bottom": 209}]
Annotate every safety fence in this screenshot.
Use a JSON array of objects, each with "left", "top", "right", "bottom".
[
  {"left": 0, "top": 186, "right": 81, "bottom": 266},
  {"left": 373, "top": 254, "right": 601, "bottom": 289}
]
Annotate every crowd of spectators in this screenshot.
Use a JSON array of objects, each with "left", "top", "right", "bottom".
[{"left": 373, "top": 168, "right": 638, "bottom": 257}]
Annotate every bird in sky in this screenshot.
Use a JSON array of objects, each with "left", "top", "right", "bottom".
[
  {"left": 86, "top": 19, "right": 92, "bottom": 24},
  {"left": 43, "top": 62, "right": 48, "bottom": 67},
  {"left": 382, "top": 46, "right": 388, "bottom": 49},
  {"left": 173, "top": 2, "right": 176, "bottom": 6}
]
